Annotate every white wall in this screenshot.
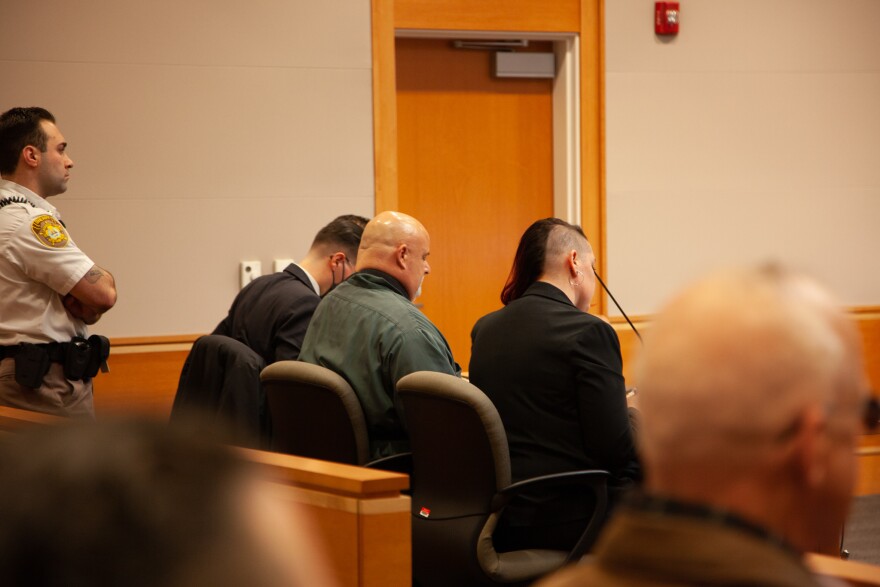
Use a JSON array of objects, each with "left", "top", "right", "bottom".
[
  {"left": 0, "top": 0, "right": 375, "bottom": 337},
  {"left": 605, "top": 0, "right": 880, "bottom": 314},
  {"left": 6, "top": 0, "right": 878, "bottom": 334}
]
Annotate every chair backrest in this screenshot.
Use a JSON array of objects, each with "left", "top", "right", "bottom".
[
  {"left": 396, "top": 371, "right": 515, "bottom": 586},
  {"left": 397, "top": 371, "right": 511, "bottom": 516},
  {"left": 170, "top": 334, "right": 266, "bottom": 446},
  {"left": 261, "top": 361, "right": 370, "bottom": 465}
]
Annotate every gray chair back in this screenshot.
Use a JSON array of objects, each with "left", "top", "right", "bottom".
[
  {"left": 261, "top": 361, "right": 370, "bottom": 465},
  {"left": 398, "top": 371, "right": 571, "bottom": 587}
]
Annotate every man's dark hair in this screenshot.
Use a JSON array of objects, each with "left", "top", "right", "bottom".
[
  {"left": 500, "top": 218, "right": 588, "bottom": 305},
  {"left": 0, "top": 107, "right": 56, "bottom": 175},
  {"left": 311, "top": 214, "right": 370, "bottom": 260},
  {"left": 0, "top": 419, "right": 255, "bottom": 587}
]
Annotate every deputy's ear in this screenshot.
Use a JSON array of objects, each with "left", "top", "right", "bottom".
[{"left": 22, "top": 146, "right": 40, "bottom": 168}]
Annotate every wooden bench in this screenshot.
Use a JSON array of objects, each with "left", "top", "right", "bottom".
[
  {"left": 5, "top": 405, "right": 880, "bottom": 586},
  {"left": 240, "top": 448, "right": 410, "bottom": 587},
  {"left": 808, "top": 554, "right": 880, "bottom": 587}
]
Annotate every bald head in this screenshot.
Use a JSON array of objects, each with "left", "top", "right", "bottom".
[
  {"left": 636, "top": 265, "right": 865, "bottom": 549},
  {"left": 356, "top": 211, "right": 431, "bottom": 300},
  {"left": 639, "top": 265, "right": 862, "bottom": 468}
]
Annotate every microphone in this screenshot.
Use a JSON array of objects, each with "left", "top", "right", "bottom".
[{"left": 593, "top": 268, "right": 642, "bottom": 343}]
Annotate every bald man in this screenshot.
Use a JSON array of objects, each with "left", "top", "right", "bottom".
[
  {"left": 537, "top": 265, "right": 871, "bottom": 587},
  {"left": 299, "top": 211, "right": 460, "bottom": 459}
]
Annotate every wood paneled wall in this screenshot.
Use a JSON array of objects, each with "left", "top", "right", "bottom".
[
  {"left": 99, "top": 307, "right": 879, "bottom": 421},
  {"left": 93, "top": 337, "right": 195, "bottom": 420},
  {"left": 854, "top": 308, "right": 880, "bottom": 394},
  {"left": 96, "top": 305, "right": 878, "bottom": 441}
]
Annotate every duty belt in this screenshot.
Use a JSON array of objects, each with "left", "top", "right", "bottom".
[
  {"left": 0, "top": 336, "right": 111, "bottom": 387},
  {"left": 0, "top": 342, "right": 67, "bottom": 362}
]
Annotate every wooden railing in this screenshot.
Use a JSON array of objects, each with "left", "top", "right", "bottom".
[
  {"left": 808, "top": 554, "right": 880, "bottom": 587},
  {"left": 3, "top": 404, "right": 879, "bottom": 587}
]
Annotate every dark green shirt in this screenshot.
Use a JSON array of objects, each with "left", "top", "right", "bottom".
[{"left": 299, "top": 271, "right": 460, "bottom": 458}]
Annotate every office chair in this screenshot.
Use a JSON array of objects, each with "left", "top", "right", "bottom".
[
  {"left": 396, "top": 371, "right": 609, "bottom": 587},
  {"left": 171, "top": 334, "right": 267, "bottom": 447},
  {"left": 261, "top": 361, "right": 410, "bottom": 472}
]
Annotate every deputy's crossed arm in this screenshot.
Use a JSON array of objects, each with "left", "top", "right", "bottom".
[{"left": 63, "top": 265, "right": 117, "bottom": 325}]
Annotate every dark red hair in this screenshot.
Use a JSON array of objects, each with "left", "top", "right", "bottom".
[{"left": 500, "top": 218, "right": 587, "bottom": 305}]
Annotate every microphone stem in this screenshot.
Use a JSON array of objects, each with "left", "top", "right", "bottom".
[{"left": 593, "top": 271, "right": 642, "bottom": 343}]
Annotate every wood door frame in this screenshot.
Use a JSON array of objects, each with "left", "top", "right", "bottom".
[
  {"left": 370, "top": 0, "right": 606, "bottom": 313},
  {"left": 393, "top": 30, "right": 581, "bottom": 228}
]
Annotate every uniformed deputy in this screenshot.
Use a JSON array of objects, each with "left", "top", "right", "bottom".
[{"left": 0, "top": 107, "right": 117, "bottom": 417}]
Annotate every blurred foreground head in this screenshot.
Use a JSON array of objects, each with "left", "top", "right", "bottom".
[
  {"left": 637, "top": 264, "right": 868, "bottom": 552},
  {"left": 0, "top": 419, "right": 334, "bottom": 587}
]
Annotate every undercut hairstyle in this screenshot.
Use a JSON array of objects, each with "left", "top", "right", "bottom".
[
  {"left": 0, "top": 107, "right": 56, "bottom": 175},
  {"left": 311, "top": 214, "right": 370, "bottom": 260},
  {"left": 500, "top": 218, "right": 588, "bottom": 305}
]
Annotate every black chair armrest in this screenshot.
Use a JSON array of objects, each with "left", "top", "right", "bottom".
[
  {"left": 493, "top": 469, "right": 610, "bottom": 562},
  {"left": 365, "top": 451, "right": 413, "bottom": 476},
  {"left": 493, "top": 469, "right": 609, "bottom": 509}
]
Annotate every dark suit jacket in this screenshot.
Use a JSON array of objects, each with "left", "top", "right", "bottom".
[
  {"left": 171, "top": 334, "right": 267, "bottom": 447},
  {"left": 470, "top": 281, "right": 640, "bottom": 527},
  {"left": 213, "top": 263, "right": 319, "bottom": 364}
]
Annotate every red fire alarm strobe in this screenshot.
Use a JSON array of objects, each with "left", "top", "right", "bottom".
[{"left": 655, "top": 2, "right": 680, "bottom": 36}]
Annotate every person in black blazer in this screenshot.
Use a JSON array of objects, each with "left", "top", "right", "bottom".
[
  {"left": 469, "top": 218, "right": 641, "bottom": 552},
  {"left": 213, "top": 214, "right": 368, "bottom": 363}
]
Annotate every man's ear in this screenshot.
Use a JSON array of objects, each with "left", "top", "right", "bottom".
[
  {"left": 396, "top": 244, "right": 408, "bottom": 269},
  {"left": 22, "top": 146, "right": 40, "bottom": 168},
  {"left": 567, "top": 250, "right": 580, "bottom": 279}
]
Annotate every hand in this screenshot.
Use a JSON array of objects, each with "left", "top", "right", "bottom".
[{"left": 62, "top": 293, "right": 103, "bottom": 325}]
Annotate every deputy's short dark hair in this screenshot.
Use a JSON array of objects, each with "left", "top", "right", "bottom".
[{"left": 0, "top": 107, "right": 56, "bottom": 175}]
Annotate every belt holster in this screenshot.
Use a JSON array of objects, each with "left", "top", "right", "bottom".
[
  {"left": 63, "top": 337, "right": 91, "bottom": 381},
  {"left": 85, "top": 335, "right": 111, "bottom": 379},
  {"left": 14, "top": 343, "right": 51, "bottom": 389}
]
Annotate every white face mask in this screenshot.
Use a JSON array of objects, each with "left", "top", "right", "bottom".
[{"left": 413, "top": 276, "right": 424, "bottom": 301}]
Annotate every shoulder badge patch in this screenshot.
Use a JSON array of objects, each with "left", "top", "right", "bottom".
[{"left": 31, "top": 214, "right": 69, "bottom": 248}]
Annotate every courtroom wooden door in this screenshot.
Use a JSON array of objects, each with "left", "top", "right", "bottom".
[{"left": 395, "top": 38, "right": 555, "bottom": 370}]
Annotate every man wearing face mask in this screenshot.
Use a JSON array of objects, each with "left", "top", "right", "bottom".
[
  {"left": 299, "top": 211, "right": 460, "bottom": 459},
  {"left": 212, "top": 214, "right": 368, "bottom": 364}
]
